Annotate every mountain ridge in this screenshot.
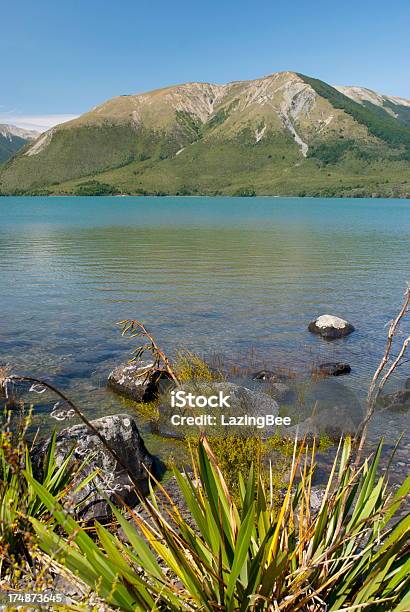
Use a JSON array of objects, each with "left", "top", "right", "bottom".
[
  {"left": 0, "top": 123, "right": 39, "bottom": 164},
  {"left": 1, "top": 71, "right": 409, "bottom": 197}
]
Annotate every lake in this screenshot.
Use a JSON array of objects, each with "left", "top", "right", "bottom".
[{"left": 0, "top": 196, "right": 409, "bottom": 449}]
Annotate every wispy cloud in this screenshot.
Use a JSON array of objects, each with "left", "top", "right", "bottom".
[{"left": 0, "top": 113, "right": 79, "bottom": 132}]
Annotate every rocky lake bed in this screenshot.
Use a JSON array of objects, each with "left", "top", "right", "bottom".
[{"left": 2, "top": 311, "right": 409, "bottom": 522}]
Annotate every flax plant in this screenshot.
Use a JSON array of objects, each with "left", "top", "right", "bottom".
[{"left": 27, "top": 435, "right": 409, "bottom": 611}]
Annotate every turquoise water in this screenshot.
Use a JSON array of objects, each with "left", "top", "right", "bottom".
[{"left": 0, "top": 196, "right": 409, "bottom": 443}]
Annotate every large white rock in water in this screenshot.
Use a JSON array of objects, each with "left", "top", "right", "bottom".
[{"left": 308, "top": 314, "right": 355, "bottom": 339}]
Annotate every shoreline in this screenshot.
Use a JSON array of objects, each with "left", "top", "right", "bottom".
[{"left": 1, "top": 193, "right": 410, "bottom": 200}]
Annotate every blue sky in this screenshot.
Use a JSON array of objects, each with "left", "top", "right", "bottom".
[{"left": 1, "top": 0, "right": 410, "bottom": 130}]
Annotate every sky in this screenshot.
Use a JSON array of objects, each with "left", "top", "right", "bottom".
[{"left": 1, "top": 0, "right": 410, "bottom": 131}]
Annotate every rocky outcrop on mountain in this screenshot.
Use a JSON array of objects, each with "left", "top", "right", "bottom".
[{"left": 335, "top": 86, "right": 410, "bottom": 127}]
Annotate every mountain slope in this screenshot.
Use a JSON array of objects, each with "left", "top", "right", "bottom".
[
  {"left": 335, "top": 86, "right": 410, "bottom": 128},
  {"left": 0, "top": 124, "right": 39, "bottom": 164},
  {"left": 1, "top": 72, "right": 409, "bottom": 197}
]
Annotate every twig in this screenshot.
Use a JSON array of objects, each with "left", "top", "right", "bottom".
[
  {"left": 2, "top": 375, "right": 146, "bottom": 494},
  {"left": 355, "top": 286, "right": 410, "bottom": 465}
]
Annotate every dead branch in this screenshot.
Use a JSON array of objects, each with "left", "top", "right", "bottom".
[
  {"left": 355, "top": 286, "right": 410, "bottom": 465},
  {"left": 0, "top": 374, "right": 146, "bottom": 494},
  {"left": 118, "top": 319, "right": 180, "bottom": 385}
]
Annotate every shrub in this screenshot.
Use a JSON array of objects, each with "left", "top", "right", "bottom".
[
  {"left": 27, "top": 437, "right": 410, "bottom": 610},
  {"left": 0, "top": 408, "right": 87, "bottom": 583},
  {"left": 74, "top": 180, "right": 117, "bottom": 195},
  {"left": 233, "top": 187, "right": 256, "bottom": 197}
]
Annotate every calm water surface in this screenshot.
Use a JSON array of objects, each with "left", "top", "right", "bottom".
[{"left": 0, "top": 196, "right": 409, "bottom": 447}]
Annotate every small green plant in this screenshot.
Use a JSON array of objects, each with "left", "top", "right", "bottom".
[
  {"left": 0, "top": 408, "right": 85, "bottom": 583},
  {"left": 188, "top": 435, "right": 279, "bottom": 505},
  {"left": 27, "top": 437, "right": 409, "bottom": 610},
  {"left": 175, "top": 350, "right": 221, "bottom": 383}
]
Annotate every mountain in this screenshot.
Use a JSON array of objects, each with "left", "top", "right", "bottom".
[
  {"left": 335, "top": 86, "right": 410, "bottom": 128},
  {"left": 0, "top": 124, "right": 39, "bottom": 164},
  {"left": 1, "top": 72, "right": 410, "bottom": 197}
]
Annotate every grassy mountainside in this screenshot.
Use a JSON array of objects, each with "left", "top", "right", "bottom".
[{"left": 1, "top": 72, "right": 410, "bottom": 197}]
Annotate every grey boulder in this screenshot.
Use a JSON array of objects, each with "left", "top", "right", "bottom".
[
  {"left": 108, "top": 360, "right": 173, "bottom": 402},
  {"left": 308, "top": 315, "right": 355, "bottom": 339},
  {"left": 379, "top": 388, "right": 410, "bottom": 411},
  {"left": 32, "top": 414, "right": 160, "bottom": 521},
  {"left": 316, "top": 362, "right": 351, "bottom": 376},
  {"left": 286, "top": 379, "right": 363, "bottom": 440}
]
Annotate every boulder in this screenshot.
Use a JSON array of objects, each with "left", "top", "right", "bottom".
[
  {"left": 308, "top": 315, "right": 355, "bottom": 339},
  {"left": 252, "top": 369, "right": 290, "bottom": 382},
  {"left": 379, "top": 388, "right": 410, "bottom": 411},
  {"left": 108, "top": 360, "right": 173, "bottom": 402},
  {"left": 316, "top": 362, "right": 351, "bottom": 377},
  {"left": 269, "top": 382, "right": 293, "bottom": 402},
  {"left": 32, "top": 414, "right": 162, "bottom": 521},
  {"left": 157, "top": 381, "right": 281, "bottom": 439},
  {"left": 286, "top": 379, "right": 362, "bottom": 440}
]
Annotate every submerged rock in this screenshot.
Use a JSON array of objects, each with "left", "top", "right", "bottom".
[
  {"left": 108, "top": 360, "right": 173, "bottom": 402},
  {"left": 269, "top": 382, "right": 293, "bottom": 402},
  {"left": 308, "top": 315, "right": 355, "bottom": 339},
  {"left": 157, "top": 381, "right": 281, "bottom": 439},
  {"left": 32, "top": 414, "right": 161, "bottom": 521},
  {"left": 252, "top": 369, "right": 290, "bottom": 382},
  {"left": 252, "top": 371, "right": 294, "bottom": 402},
  {"left": 379, "top": 388, "right": 410, "bottom": 411},
  {"left": 286, "top": 379, "right": 362, "bottom": 440},
  {"left": 316, "top": 362, "right": 351, "bottom": 377}
]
